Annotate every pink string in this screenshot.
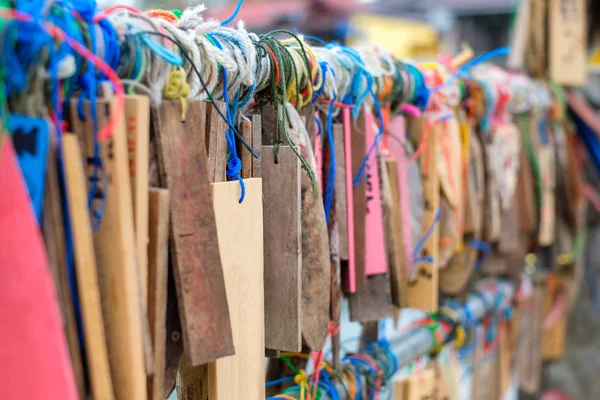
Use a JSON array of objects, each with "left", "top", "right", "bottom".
[{"left": 400, "top": 103, "right": 422, "bottom": 117}]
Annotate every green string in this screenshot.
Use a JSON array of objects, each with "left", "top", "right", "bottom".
[
  {"left": 279, "top": 355, "right": 300, "bottom": 375},
  {"left": 518, "top": 114, "right": 542, "bottom": 214}
]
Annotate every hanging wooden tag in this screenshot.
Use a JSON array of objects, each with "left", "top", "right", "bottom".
[
  {"left": 164, "top": 257, "right": 183, "bottom": 398},
  {"left": 251, "top": 114, "right": 262, "bottom": 178},
  {"left": 206, "top": 101, "right": 229, "bottom": 183},
  {"left": 125, "top": 95, "right": 150, "bottom": 307},
  {"left": 62, "top": 134, "right": 115, "bottom": 400},
  {"left": 526, "top": 0, "right": 548, "bottom": 78},
  {"left": 153, "top": 100, "right": 234, "bottom": 365},
  {"left": 42, "top": 131, "right": 86, "bottom": 399},
  {"left": 408, "top": 122, "right": 440, "bottom": 313},
  {"left": 69, "top": 99, "right": 148, "bottom": 399},
  {"left": 483, "top": 140, "right": 502, "bottom": 243},
  {"left": 239, "top": 120, "right": 253, "bottom": 179},
  {"left": 147, "top": 188, "right": 170, "bottom": 400},
  {"left": 364, "top": 111, "right": 387, "bottom": 276},
  {"left": 508, "top": 0, "right": 531, "bottom": 69},
  {"left": 549, "top": 0, "right": 587, "bottom": 86},
  {"left": 383, "top": 156, "right": 409, "bottom": 307},
  {"left": 209, "top": 179, "right": 265, "bottom": 399},
  {"left": 394, "top": 368, "right": 436, "bottom": 400},
  {"left": 538, "top": 144, "right": 556, "bottom": 246},
  {"left": 436, "top": 354, "right": 460, "bottom": 400},
  {"left": 518, "top": 280, "right": 545, "bottom": 395},
  {"left": 515, "top": 125, "right": 537, "bottom": 233},
  {"left": 0, "top": 136, "right": 78, "bottom": 400},
  {"left": 262, "top": 145, "right": 302, "bottom": 352},
  {"left": 541, "top": 281, "right": 567, "bottom": 360},
  {"left": 333, "top": 123, "right": 349, "bottom": 261},
  {"left": 342, "top": 108, "right": 358, "bottom": 292},
  {"left": 499, "top": 322, "right": 512, "bottom": 396},
  {"left": 350, "top": 108, "right": 368, "bottom": 290}
]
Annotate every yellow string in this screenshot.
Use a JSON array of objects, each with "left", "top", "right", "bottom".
[
  {"left": 163, "top": 66, "right": 190, "bottom": 121},
  {"left": 295, "top": 369, "right": 308, "bottom": 400},
  {"left": 274, "top": 396, "right": 297, "bottom": 400},
  {"left": 282, "top": 37, "right": 321, "bottom": 108}
]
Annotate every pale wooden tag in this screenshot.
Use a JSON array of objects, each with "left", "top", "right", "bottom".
[
  {"left": 69, "top": 99, "right": 147, "bottom": 400},
  {"left": 518, "top": 281, "right": 545, "bottom": 395},
  {"left": 526, "top": 0, "right": 548, "bottom": 78},
  {"left": 262, "top": 146, "right": 302, "bottom": 352},
  {"left": 408, "top": 122, "right": 440, "bottom": 313},
  {"left": 549, "top": 0, "right": 587, "bottom": 86},
  {"left": 394, "top": 368, "right": 436, "bottom": 400},
  {"left": 62, "top": 134, "right": 115, "bottom": 400},
  {"left": 538, "top": 145, "right": 556, "bottom": 246},
  {"left": 147, "top": 188, "right": 170, "bottom": 400},
  {"left": 333, "top": 123, "right": 349, "bottom": 260}
]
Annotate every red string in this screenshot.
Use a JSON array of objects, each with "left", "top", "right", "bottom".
[
  {"left": 316, "top": 98, "right": 355, "bottom": 109},
  {"left": 264, "top": 44, "right": 280, "bottom": 85},
  {"left": 0, "top": 9, "right": 125, "bottom": 142}
]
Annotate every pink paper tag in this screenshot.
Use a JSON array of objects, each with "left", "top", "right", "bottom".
[
  {"left": 342, "top": 108, "right": 356, "bottom": 293},
  {"left": 364, "top": 112, "right": 387, "bottom": 276},
  {"left": 389, "top": 116, "right": 415, "bottom": 277},
  {"left": 0, "top": 139, "right": 78, "bottom": 400}
]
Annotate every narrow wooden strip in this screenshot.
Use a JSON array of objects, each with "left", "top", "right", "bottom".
[
  {"left": 69, "top": 99, "right": 148, "bottom": 400},
  {"left": 240, "top": 120, "right": 253, "bottom": 179},
  {"left": 206, "top": 101, "right": 229, "bottom": 183},
  {"left": 153, "top": 100, "right": 233, "bottom": 366},
  {"left": 42, "top": 132, "right": 86, "bottom": 399},
  {"left": 262, "top": 146, "right": 302, "bottom": 351},
  {"left": 351, "top": 111, "right": 368, "bottom": 291},
  {"left": 210, "top": 179, "right": 265, "bottom": 399},
  {"left": 407, "top": 123, "right": 440, "bottom": 313},
  {"left": 251, "top": 114, "right": 262, "bottom": 177},
  {"left": 333, "top": 123, "right": 349, "bottom": 260},
  {"left": 147, "top": 188, "right": 170, "bottom": 400},
  {"left": 63, "top": 133, "right": 115, "bottom": 400}
]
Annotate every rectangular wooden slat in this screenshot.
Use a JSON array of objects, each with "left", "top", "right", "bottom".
[
  {"left": 206, "top": 101, "right": 228, "bottom": 183},
  {"left": 333, "top": 123, "right": 349, "bottom": 260},
  {"left": 251, "top": 115, "right": 262, "bottom": 177},
  {"left": 240, "top": 120, "right": 253, "bottom": 179},
  {"left": 549, "top": 0, "right": 587, "bottom": 86},
  {"left": 153, "top": 100, "right": 234, "bottom": 366},
  {"left": 62, "top": 133, "right": 115, "bottom": 400},
  {"left": 69, "top": 99, "right": 148, "bottom": 400},
  {"left": 209, "top": 179, "right": 265, "bottom": 399},
  {"left": 147, "top": 188, "right": 170, "bottom": 400},
  {"left": 262, "top": 146, "right": 302, "bottom": 352},
  {"left": 350, "top": 110, "right": 368, "bottom": 291}
]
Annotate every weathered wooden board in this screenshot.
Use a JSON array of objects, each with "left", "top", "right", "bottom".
[
  {"left": 407, "top": 123, "right": 440, "bottom": 313},
  {"left": 262, "top": 146, "right": 302, "bottom": 352},
  {"left": 518, "top": 282, "right": 545, "bottom": 395},
  {"left": 209, "top": 179, "right": 265, "bottom": 399},
  {"left": 351, "top": 111, "right": 368, "bottom": 291},
  {"left": 205, "top": 101, "right": 228, "bottom": 183},
  {"left": 384, "top": 156, "right": 409, "bottom": 307},
  {"left": 69, "top": 99, "right": 148, "bottom": 400},
  {"left": 251, "top": 115, "right": 262, "bottom": 177},
  {"left": 147, "top": 188, "right": 170, "bottom": 400},
  {"left": 125, "top": 95, "right": 150, "bottom": 307},
  {"left": 333, "top": 123, "right": 349, "bottom": 260},
  {"left": 348, "top": 273, "right": 393, "bottom": 322},
  {"left": 164, "top": 258, "right": 183, "bottom": 398},
  {"left": 0, "top": 136, "right": 78, "bottom": 400},
  {"left": 153, "top": 100, "right": 234, "bottom": 366},
  {"left": 42, "top": 133, "right": 86, "bottom": 399},
  {"left": 62, "top": 134, "right": 115, "bottom": 400},
  {"left": 240, "top": 120, "right": 253, "bottom": 179}
]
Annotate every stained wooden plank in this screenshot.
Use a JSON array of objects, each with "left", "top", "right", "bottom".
[
  {"left": 262, "top": 146, "right": 302, "bottom": 352},
  {"left": 41, "top": 134, "right": 86, "bottom": 400},
  {"left": 147, "top": 188, "right": 170, "bottom": 400},
  {"left": 206, "top": 101, "right": 228, "bottom": 183},
  {"left": 407, "top": 123, "right": 440, "bottom": 313},
  {"left": 0, "top": 137, "right": 78, "bottom": 400},
  {"left": 351, "top": 111, "right": 368, "bottom": 291},
  {"left": 153, "top": 100, "right": 234, "bottom": 366},
  {"left": 125, "top": 95, "right": 150, "bottom": 307},
  {"left": 209, "top": 179, "right": 265, "bottom": 399},
  {"left": 333, "top": 123, "right": 349, "bottom": 260},
  {"left": 124, "top": 95, "right": 154, "bottom": 376},
  {"left": 251, "top": 114, "right": 262, "bottom": 177},
  {"left": 62, "top": 133, "right": 115, "bottom": 400},
  {"left": 349, "top": 274, "right": 393, "bottom": 322},
  {"left": 240, "top": 120, "right": 253, "bottom": 179},
  {"left": 69, "top": 99, "right": 148, "bottom": 400},
  {"left": 383, "top": 156, "right": 409, "bottom": 308},
  {"left": 164, "top": 258, "right": 183, "bottom": 398}
]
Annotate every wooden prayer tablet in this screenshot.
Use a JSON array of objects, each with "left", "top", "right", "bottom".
[
  {"left": 68, "top": 99, "right": 147, "bottom": 400},
  {"left": 147, "top": 188, "right": 170, "bottom": 400},
  {"left": 0, "top": 137, "right": 78, "bottom": 400},
  {"left": 407, "top": 122, "right": 440, "bottom": 313},
  {"left": 152, "top": 100, "right": 234, "bottom": 366},
  {"left": 349, "top": 273, "right": 394, "bottom": 322},
  {"left": 393, "top": 367, "right": 436, "bottom": 400},
  {"left": 518, "top": 280, "right": 545, "bottom": 395},
  {"left": 251, "top": 114, "right": 262, "bottom": 177},
  {"left": 262, "top": 146, "right": 302, "bottom": 352},
  {"left": 549, "top": 0, "right": 587, "bottom": 86},
  {"left": 209, "top": 179, "right": 265, "bottom": 399},
  {"left": 239, "top": 120, "right": 253, "bottom": 179},
  {"left": 333, "top": 123, "right": 349, "bottom": 260},
  {"left": 351, "top": 111, "right": 368, "bottom": 291},
  {"left": 205, "top": 101, "right": 228, "bottom": 183},
  {"left": 42, "top": 132, "right": 86, "bottom": 399},
  {"left": 62, "top": 134, "right": 115, "bottom": 400},
  {"left": 538, "top": 144, "right": 556, "bottom": 246}
]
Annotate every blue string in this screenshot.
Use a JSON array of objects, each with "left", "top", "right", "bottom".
[
  {"left": 320, "top": 370, "right": 341, "bottom": 400},
  {"left": 208, "top": 34, "right": 246, "bottom": 202},
  {"left": 324, "top": 96, "right": 336, "bottom": 223},
  {"left": 221, "top": 0, "right": 245, "bottom": 26},
  {"left": 406, "top": 63, "right": 430, "bottom": 109},
  {"left": 315, "top": 115, "right": 322, "bottom": 136},
  {"left": 265, "top": 376, "right": 295, "bottom": 387},
  {"left": 412, "top": 208, "right": 442, "bottom": 259},
  {"left": 352, "top": 87, "right": 385, "bottom": 186},
  {"left": 471, "top": 240, "right": 491, "bottom": 270}
]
